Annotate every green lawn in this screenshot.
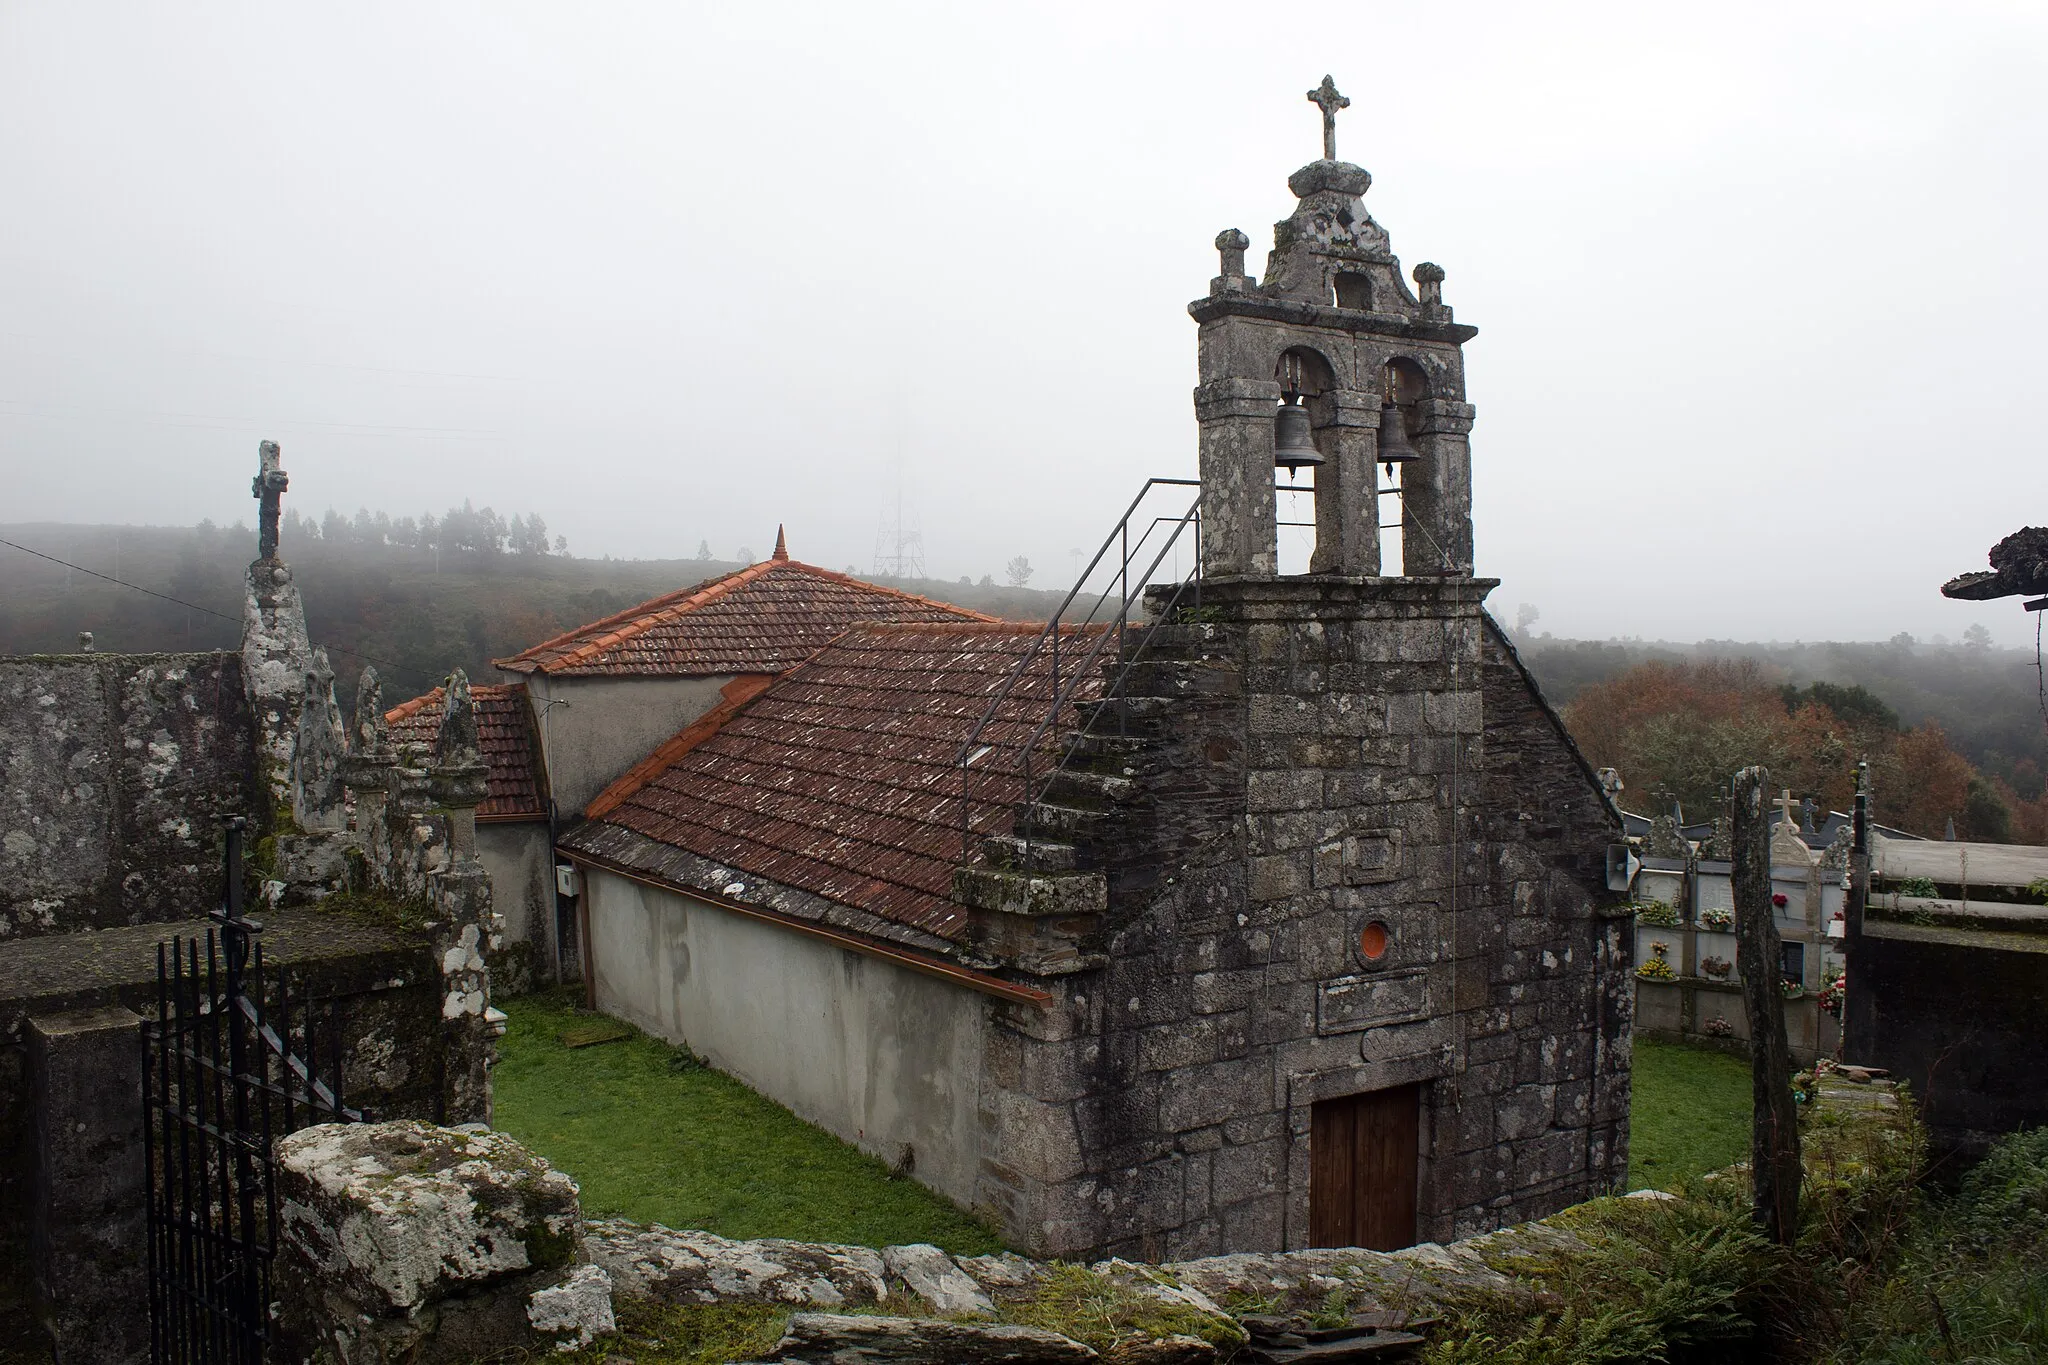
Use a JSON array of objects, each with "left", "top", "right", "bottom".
[
  {"left": 492, "top": 990, "right": 1004, "bottom": 1254},
  {"left": 1627, "top": 1035, "right": 1752, "bottom": 1191}
]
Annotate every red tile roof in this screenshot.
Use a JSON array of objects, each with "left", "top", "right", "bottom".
[
  {"left": 385, "top": 683, "right": 548, "bottom": 821},
  {"left": 492, "top": 551, "right": 996, "bottom": 678},
  {"left": 562, "top": 621, "right": 1106, "bottom": 946}
]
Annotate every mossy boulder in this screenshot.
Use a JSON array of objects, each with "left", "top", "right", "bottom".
[{"left": 274, "top": 1119, "right": 601, "bottom": 1362}]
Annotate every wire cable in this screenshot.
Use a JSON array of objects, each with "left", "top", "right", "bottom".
[{"left": 0, "top": 534, "right": 410, "bottom": 675}]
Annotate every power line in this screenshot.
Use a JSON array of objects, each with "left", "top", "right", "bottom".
[{"left": 0, "top": 534, "right": 409, "bottom": 676}]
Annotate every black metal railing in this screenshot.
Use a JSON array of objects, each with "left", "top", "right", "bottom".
[
  {"left": 143, "top": 818, "right": 367, "bottom": 1365},
  {"left": 955, "top": 477, "right": 1203, "bottom": 857}
]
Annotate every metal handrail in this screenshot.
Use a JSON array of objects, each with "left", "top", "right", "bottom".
[{"left": 954, "top": 477, "right": 1201, "bottom": 858}]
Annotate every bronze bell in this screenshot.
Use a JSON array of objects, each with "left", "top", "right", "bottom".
[
  {"left": 1377, "top": 400, "right": 1419, "bottom": 473},
  {"left": 1273, "top": 394, "right": 1323, "bottom": 471}
]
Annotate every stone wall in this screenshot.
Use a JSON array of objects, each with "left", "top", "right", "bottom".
[
  {"left": 967, "top": 583, "right": 1628, "bottom": 1259},
  {"left": 268, "top": 1116, "right": 1675, "bottom": 1365},
  {"left": 0, "top": 652, "right": 259, "bottom": 941},
  {"left": 0, "top": 908, "right": 449, "bottom": 1362},
  {"left": 1848, "top": 909, "right": 2048, "bottom": 1157}
]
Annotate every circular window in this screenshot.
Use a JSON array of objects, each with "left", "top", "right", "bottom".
[{"left": 1358, "top": 920, "right": 1390, "bottom": 963}]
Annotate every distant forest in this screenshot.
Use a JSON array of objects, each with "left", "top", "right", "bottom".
[
  {"left": 1517, "top": 633, "right": 2046, "bottom": 806},
  {"left": 0, "top": 513, "right": 1072, "bottom": 712},
  {"left": 3, "top": 515, "right": 2041, "bottom": 839}
]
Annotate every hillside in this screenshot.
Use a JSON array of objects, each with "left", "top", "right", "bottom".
[
  {"left": 0, "top": 522, "right": 1072, "bottom": 712},
  {"left": 6, "top": 520, "right": 2039, "bottom": 809}
]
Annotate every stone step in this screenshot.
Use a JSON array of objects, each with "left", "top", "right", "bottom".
[
  {"left": 951, "top": 865, "right": 1107, "bottom": 918},
  {"left": 977, "top": 834, "right": 1077, "bottom": 873},
  {"left": 1013, "top": 800, "right": 1109, "bottom": 841},
  {"left": 1116, "top": 620, "right": 1232, "bottom": 659},
  {"left": 1038, "top": 767, "right": 1138, "bottom": 809},
  {"left": 1064, "top": 731, "right": 1150, "bottom": 763},
  {"left": 1105, "top": 657, "right": 1242, "bottom": 702}
]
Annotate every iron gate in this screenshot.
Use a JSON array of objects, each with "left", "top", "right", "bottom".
[{"left": 142, "top": 818, "right": 368, "bottom": 1365}]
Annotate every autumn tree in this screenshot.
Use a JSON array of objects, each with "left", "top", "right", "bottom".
[{"left": 1563, "top": 659, "right": 1999, "bottom": 838}]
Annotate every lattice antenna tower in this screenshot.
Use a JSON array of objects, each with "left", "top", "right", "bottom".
[{"left": 871, "top": 457, "right": 924, "bottom": 580}]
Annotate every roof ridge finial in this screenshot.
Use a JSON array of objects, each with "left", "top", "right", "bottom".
[
  {"left": 1308, "top": 75, "right": 1349, "bottom": 162},
  {"left": 772, "top": 525, "right": 789, "bottom": 561}
]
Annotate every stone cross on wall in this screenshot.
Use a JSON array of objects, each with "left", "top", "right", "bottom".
[
  {"left": 252, "top": 439, "right": 289, "bottom": 560},
  {"left": 1307, "top": 75, "right": 1349, "bottom": 161}
]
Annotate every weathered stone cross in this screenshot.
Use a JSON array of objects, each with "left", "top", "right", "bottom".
[
  {"left": 1777, "top": 788, "right": 1801, "bottom": 832},
  {"left": 1307, "top": 75, "right": 1349, "bottom": 161},
  {"left": 252, "top": 439, "right": 288, "bottom": 560}
]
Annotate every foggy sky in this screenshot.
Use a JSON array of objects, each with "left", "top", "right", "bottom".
[{"left": 4, "top": 2, "right": 2044, "bottom": 644}]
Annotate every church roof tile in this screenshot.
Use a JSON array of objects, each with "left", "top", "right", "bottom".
[
  {"left": 492, "top": 554, "right": 995, "bottom": 678},
  {"left": 385, "top": 683, "right": 548, "bottom": 820},
  {"left": 561, "top": 621, "right": 1104, "bottom": 946}
]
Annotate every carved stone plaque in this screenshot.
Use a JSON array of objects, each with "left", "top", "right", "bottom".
[{"left": 1315, "top": 967, "right": 1430, "bottom": 1035}]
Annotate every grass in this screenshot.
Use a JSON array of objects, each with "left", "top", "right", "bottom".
[
  {"left": 491, "top": 989, "right": 1004, "bottom": 1254},
  {"left": 1628, "top": 1036, "right": 1751, "bottom": 1191}
]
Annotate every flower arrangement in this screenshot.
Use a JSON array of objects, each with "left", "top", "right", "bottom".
[
  {"left": 1698, "top": 906, "right": 1734, "bottom": 932},
  {"left": 1818, "top": 968, "right": 1845, "bottom": 1017},
  {"left": 1702, "top": 1015, "right": 1735, "bottom": 1038},
  {"left": 1780, "top": 977, "right": 1805, "bottom": 1000},
  {"left": 1633, "top": 899, "right": 1680, "bottom": 927},
  {"left": 1649, "top": 940, "right": 1670, "bottom": 958},
  {"left": 1699, "top": 955, "right": 1732, "bottom": 979},
  {"left": 1637, "top": 957, "right": 1675, "bottom": 981},
  {"left": 1772, "top": 892, "right": 1789, "bottom": 908}
]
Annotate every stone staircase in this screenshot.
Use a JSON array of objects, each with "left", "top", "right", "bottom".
[{"left": 950, "top": 621, "right": 1238, "bottom": 976}]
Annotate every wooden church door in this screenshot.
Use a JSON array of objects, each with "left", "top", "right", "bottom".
[{"left": 1309, "top": 1085, "right": 1421, "bottom": 1250}]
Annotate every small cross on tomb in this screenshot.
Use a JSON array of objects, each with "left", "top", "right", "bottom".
[
  {"left": 1307, "top": 75, "right": 1350, "bottom": 161},
  {"left": 1777, "top": 789, "right": 1801, "bottom": 832}
]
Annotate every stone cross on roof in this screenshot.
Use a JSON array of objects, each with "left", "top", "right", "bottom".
[
  {"left": 252, "top": 439, "right": 288, "bottom": 560},
  {"left": 1777, "top": 788, "right": 1801, "bottom": 830},
  {"left": 1307, "top": 75, "right": 1349, "bottom": 162}
]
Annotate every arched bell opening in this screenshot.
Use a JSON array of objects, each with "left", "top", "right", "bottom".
[
  {"left": 1380, "top": 358, "right": 1431, "bottom": 575},
  {"left": 1274, "top": 346, "right": 1337, "bottom": 575}
]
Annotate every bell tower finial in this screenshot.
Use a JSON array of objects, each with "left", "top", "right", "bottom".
[{"left": 1307, "top": 76, "right": 1349, "bottom": 162}]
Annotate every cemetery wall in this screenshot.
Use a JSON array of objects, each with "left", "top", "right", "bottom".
[
  {"left": 1, "top": 652, "right": 260, "bottom": 941},
  {"left": 1851, "top": 914, "right": 2048, "bottom": 1156},
  {"left": 0, "top": 910, "right": 448, "bottom": 1362}
]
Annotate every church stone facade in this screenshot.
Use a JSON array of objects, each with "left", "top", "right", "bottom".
[{"left": 955, "top": 86, "right": 1631, "bottom": 1257}]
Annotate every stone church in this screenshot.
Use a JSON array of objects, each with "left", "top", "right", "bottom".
[{"left": 537, "top": 81, "right": 1633, "bottom": 1261}]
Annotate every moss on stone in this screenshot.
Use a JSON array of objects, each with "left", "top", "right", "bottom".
[
  {"left": 514, "top": 1298, "right": 789, "bottom": 1365},
  {"left": 322, "top": 887, "right": 436, "bottom": 940},
  {"left": 1000, "top": 1264, "right": 1244, "bottom": 1355}
]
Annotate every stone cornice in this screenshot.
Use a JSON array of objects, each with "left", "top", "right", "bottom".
[{"left": 1188, "top": 294, "right": 1478, "bottom": 345}]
